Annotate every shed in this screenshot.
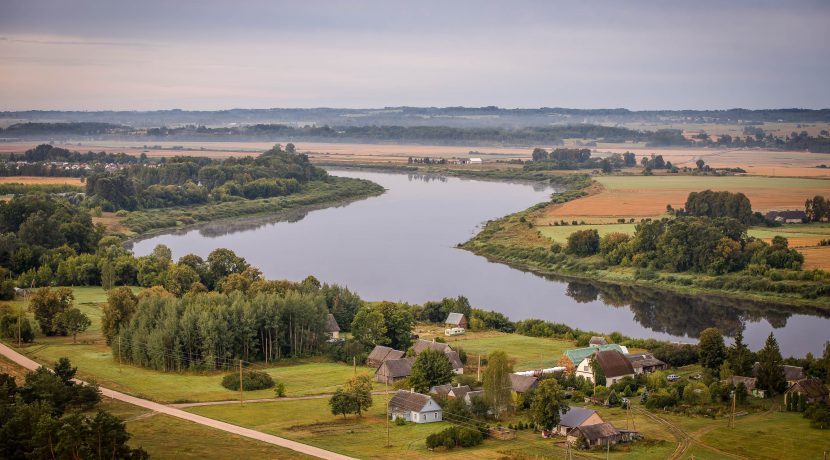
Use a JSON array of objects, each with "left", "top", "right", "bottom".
[
  {"left": 464, "top": 390, "right": 485, "bottom": 406},
  {"left": 445, "top": 351, "right": 464, "bottom": 374},
  {"left": 624, "top": 353, "right": 668, "bottom": 374},
  {"left": 447, "top": 385, "right": 472, "bottom": 400},
  {"left": 429, "top": 384, "right": 454, "bottom": 399},
  {"left": 444, "top": 312, "right": 468, "bottom": 329},
  {"left": 325, "top": 314, "right": 341, "bottom": 340},
  {"left": 388, "top": 390, "right": 443, "bottom": 424},
  {"left": 589, "top": 336, "right": 608, "bottom": 346},
  {"left": 375, "top": 357, "right": 415, "bottom": 384},
  {"left": 567, "top": 422, "right": 622, "bottom": 448},
  {"left": 729, "top": 375, "right": 765, "bottom": 398},
  {"left": 786, "top": 378, "right": 829, "bottom": 404},
  {"left": 366, "top": 345, "right": 405, "bottom": 368}
]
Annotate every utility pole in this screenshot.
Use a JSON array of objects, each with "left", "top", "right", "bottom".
[
  {"left": 353, "top": 356, "right": 356, "bottom": 375},
  {"left": 477, "top": 354, "right": 481, "bottom": 381},
  {"left": 117, "top": 336, "right": 122, "bottom": 365},
  {"left": 606, "top": 438, "right": 610, "bottom": 460},
  {"left": 730, "top": 391, "right": 736, "bottom": 428},
  {"left": 239, "top": 359, "right": 244, "bottom": 405},
  {"left": 385, "top": 379, "right": 390, "bottom": 447}
]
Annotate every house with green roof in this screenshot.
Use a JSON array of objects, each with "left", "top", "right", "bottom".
[{"left": 563, "top": 344, "right": 628, "bottom": 367}]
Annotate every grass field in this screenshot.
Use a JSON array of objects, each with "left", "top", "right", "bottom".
[
  {"left": 412, "top": 326, "right": 575, "bottom": 372},
  {"left": 0, "top": 175, "right": 85, "bottom": 186}
]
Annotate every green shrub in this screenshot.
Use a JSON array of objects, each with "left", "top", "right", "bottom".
[
  {"left": 221, "top": 370, "right": 274, "bottom": 391},
  {"left": 425, "top": 426, "right": 483, "bottom": 450}
]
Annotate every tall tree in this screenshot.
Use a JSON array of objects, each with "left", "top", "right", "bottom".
[
  {"left": 756, "top": 333, "right": 787, "bottom": 396},
  {"left": 57, "top": 308, "right": 91, "bottom": 343},
  {"left": 30, "top": 287, "right": 74, "bottom": 336},
  {"left": 698, "top": 327, "right": 727, "bottom": 376},
  {"left": 351, "top": 307, "right": 388, "bottom": 347},
  {"left": 102, "top": 287, "right": 137, "bottom": 344},
  {"left": 728, "top": 324, "right": 752, "bottom": 376},
  {"left": 343, "top": 374, "right": 373, "bottom": 417},
  {"left": 409, "top": 349, "right": 454, "bottom": 393},
  {"left": 529, "top": 379, "right": 569, "bottom": 431},
  {"left": 483, "top": 351, "right": 513, "bottom": 417}
]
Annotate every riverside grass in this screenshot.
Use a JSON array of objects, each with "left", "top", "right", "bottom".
[{"left": 122, "top": 176, "right": 383, "bottom": 234}]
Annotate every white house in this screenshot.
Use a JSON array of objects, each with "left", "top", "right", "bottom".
[
  {"left": 468, "top": 158, "right": 483, "bottom": 164},
  {"left": 388, "top": 390, "right": 443, "bottom": 424},
  {"left": 576, "top": 349, "right": 636, "bottom": 386}
]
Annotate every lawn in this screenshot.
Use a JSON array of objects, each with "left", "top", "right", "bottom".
[
  {"left": 188, "top": 397, "right": 673, "bottom": 459},
  {"left": 538, "top": 223, "right": 637, "bottom": 243},
  {"left": 413, "top": 326, "right": 575, "bottom": 371}
]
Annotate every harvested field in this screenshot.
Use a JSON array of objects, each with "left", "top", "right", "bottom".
[
  {"left": 0, "top": 176, "right": 84, "bottom": 186},
  {"left": 800, "top": 247, "right": 830, "bottom": 271},
  {"left": 92, "top": 212, "right": 129, "bottom": 234},
  {"left": 542, "top": 175, "right": 830, "bottom": 221}
]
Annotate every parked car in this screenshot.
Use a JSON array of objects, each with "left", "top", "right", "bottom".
[{"left": 667, "top": 374, "right": 680, "bottom": 382}]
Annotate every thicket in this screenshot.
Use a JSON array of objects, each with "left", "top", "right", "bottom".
[
  {"left": 425, "top": 426, "right": 484, "bottom": 450},
  {"left": 221, "top": 370, "right": 275, "bottom": 391}
]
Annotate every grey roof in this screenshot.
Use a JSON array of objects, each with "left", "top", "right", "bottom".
[
  {"left": 389, "top": 390, "right": 434, "bottom": 412},
  {"left": 730, "top": 376, "right": 757, "bottom": 391},
  {"left": 325, "top": 314, "right": 340, "bottom": 333},
  {"left": 429, "top": 384, "right": 454, "bottom": 397},
  {"left": 624, "top": 353, "right": 666, "bottom": 369},
  {"left": 367, "top": 345, "right": 404, "bottom": 365},
  {"left": 377, "top": 358, "right": 415, "bottom": 378},
  {"left": 509, "top": 374, "right": 539, "bottom": 393},
  {"left": 765, "top": 210, "right": 806, "bottom": 220},
  {"left": 787, "top": 378, "right": 829, "bottom": 399},
  {"left": 574, "top": 423, "right": 619, "bottom": 441},
  {"left": 445, "top": 312, "right": 466, "bottom": 325},
  {"left": 559, "top": 406, "right": 598, "bottom": 428},
  {"left": 784, "top": 365, "right": 805, "bottom": 382},
  {"left": 464, "top": 390, "right": 485, "bottom": 403},
  {"left": 445, "top": 351, "right": 464, "bottom": 370},
  {"left": 589, "top": 336, "right": 608, "bottom": 345},
  {"left": 411, "top": 339, "right": 452, "bottom": 355},
  {"left": 448, "top": 385, "right": 472, "bottom": 399}
]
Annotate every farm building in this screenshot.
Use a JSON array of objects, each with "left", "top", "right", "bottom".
[
  {"left": 325, "top": 314, "right": 341, "bottom": 341},
  {"left": 785, "top": 378, "right": 829, "bottom": 404},
  {"left": 388, "top": 390, "right": 443, "bottom": 424},
  {"left": 554, "top": 406, "right": 605, "bottom": 436},
  {"left": 445, "top": 312, "right": 468, "bottom": 329},
  {"left": 464, "top": 390, "right": 485, "bottom": 406},
  {"left": 366, "top": 345, "right": 405, "bottom": 368},
  {"left": 589, "top": 336, "right": 608, "bottom": 346},
  {"left": 729, "top": 376, "right": 765, "bottom": 398},
  {"left": 567, "top": 423, "right": 639, "bottom": 449},
  {"left": 375, "top": 357, "right": 415, "bottom": 384},
  {"left": 764, "top": 210, "right": 806, "bottom": 223},
  {"left": 624, "top": 353, "right": 668, "bottom": 374},
  {"left": 563, "top": 344, "right": 629, "bottom": 367},
  {"left": 751, "top": 363, "right": 805, "bottom": 386},
  {"left": 575, "top": 350, "right": 636, "bottom": 386},
  {"left": 468, "top": 158, "right": 482, "bottom": 164}
]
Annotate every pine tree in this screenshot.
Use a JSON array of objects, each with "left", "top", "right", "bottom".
[
  {"left": 729, "top": 324, "right": 752, "bottom": 376},
  {"left": 699, "top": 328, "right": 727, "bottom": 376},
  {"left": 756, "top": 333, "right": 787, "bottom": 396}
]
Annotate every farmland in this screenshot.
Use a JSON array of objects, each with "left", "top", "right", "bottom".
[{"left": 0, "top": 175, "right": 85, "bottom": 186}]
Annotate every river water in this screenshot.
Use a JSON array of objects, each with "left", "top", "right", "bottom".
[{"left": 132, "top": 170, "right": 830, "bottom": 357}]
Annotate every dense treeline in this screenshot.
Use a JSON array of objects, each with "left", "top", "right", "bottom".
[
  {"left": 805, "top": 196, "right": 830, "bottom": 222},
  {"left": 683, "top": 190, "right": 753, "bottom": 225},
  {"left": 6, "top": 144, "right": 139, "bottom": 164},
  {"left": 85, "top": 144, "right": 322, "bottom": 211},
  {"left": 0, "top": 358, "right": 147, "bottom": 459}
]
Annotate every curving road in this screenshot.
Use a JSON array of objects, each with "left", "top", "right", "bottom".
[{"left": 0, "top": 342, "right": 356, "bottom": 460}]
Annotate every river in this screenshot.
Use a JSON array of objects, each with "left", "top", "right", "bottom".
[{"left": 131, "top": 169, "right": 830, "bottom": 357}]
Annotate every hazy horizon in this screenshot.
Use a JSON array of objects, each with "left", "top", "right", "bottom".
[{"left": 2, "top": 0, "right": 829, "bottom": 111}]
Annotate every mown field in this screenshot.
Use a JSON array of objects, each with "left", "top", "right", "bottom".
[
  {"left": 542, "top": 175, "right": 830, "bottom": 222},
  {"left": 0, "top": 175, "right": 85, "bottom": 186}
]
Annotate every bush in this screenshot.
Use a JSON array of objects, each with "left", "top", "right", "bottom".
[
  {"left": 395, "top": 416, "right": 407, "bottom": 426},
  {"left": 425, "top": 426, "right": 483, "bottom": 450},
  {"left": 221, "top": 370, "right": 274, "bottom": 391}
]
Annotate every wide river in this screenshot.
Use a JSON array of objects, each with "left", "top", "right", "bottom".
[{"left": 132, "top": 170, "right": 830, "bottom": 357}]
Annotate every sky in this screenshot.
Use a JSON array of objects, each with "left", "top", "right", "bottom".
[{"left": 1, "top": 0, "right": 829, "bottom": 111}]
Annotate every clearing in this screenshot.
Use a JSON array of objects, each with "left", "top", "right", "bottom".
[{"left": 0, "top": 175, "right": 84, "bottom": 186}]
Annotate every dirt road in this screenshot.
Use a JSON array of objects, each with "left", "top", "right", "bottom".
[{"left": 0, "top": 342, "right": 356, "bottom": 460}]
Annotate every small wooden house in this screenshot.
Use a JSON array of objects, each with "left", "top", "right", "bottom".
[
  {"left": 445, "top": 312, "right": 468, "bottom": 329},
  {"left": 445, "top": 350, "right": 464, "bottom": 374},
  {"left": 729, "top": 375, "right": 766, "bottom": 398},
  {"left": 388, "top": 390, "right": 443, "bottom": 423},
  {"left": 625, "top": 353, "right": 668, "bottom": 374},
  {"left": 447, "top": 385, "right": 472, "bottom": 400},
  {"left": 588, "top": 336, "right": 608, "bottom": 346},
  {"left": 375, "top": 357, "right": 415, "bottom": 384},
  {"left": 567, "top": 423, "right": 639, "bottom": 449},
  {"left": 325, "top": 314, "right": 341, "bottom": 341},
  {"left": 366, "top": 345, "right": 405, "bottom": 368},
  {"left": 411, "top": 339, "right": 453, "bottom": 355}
]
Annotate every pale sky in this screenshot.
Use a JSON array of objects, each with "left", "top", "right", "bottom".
[{"left": 1, "top": 0, "right": 829, "bottom": 111}]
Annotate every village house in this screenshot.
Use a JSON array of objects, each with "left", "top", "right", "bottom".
[
  {"left": 411, "top": 339, "right": 464, "bottom": 374},
  {"left": 429, "top": 384, "right": 454, "bottom": 399},
  {"left": 388, "top": 390, "right": 443, "bottom": 424},
  {"left": 785, "top": 378, "right": 829, "bottom": 404},
  {"left": 554, "top": 406, "right": 604, "bottom": 436},
  {"left": 751, "top": 363, "right": 805, "bottom": 386},
  {"left": 324, "top": 314, "right": 341, "bottom": 342},
  {"left": 366, "top": 345, "right": 405, "bottom": 368},
  {"left": 764, "top": 210, "right": 807, "bottom": 223},
  {"left": 729, "top": 376, "right": 766, "bottom": 398},
  {"left": 563, "top": 343, "right": 629, "bottom": 367},
  {"left": 624, "top": 352, "right": 668, "bottom": 374},
  {"left": 575, "top": 349, "right": 636, "bottom": 386},
  {"left": 463, "top": 390, "right": 485, "bottom": 406},
  {"left": 447, "top": 385, "right": 472, "bottom": 400},
  {"left": 509, "top": 374, "right": 539, "bottom": 396},
  {"left": 374, "top": 357, "right": 415, "bottom": 384}
]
